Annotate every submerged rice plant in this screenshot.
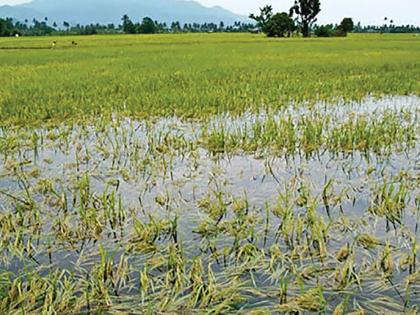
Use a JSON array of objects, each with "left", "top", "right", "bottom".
[{"left": 0, "top": 33, "right": 419, "bottom": 313}]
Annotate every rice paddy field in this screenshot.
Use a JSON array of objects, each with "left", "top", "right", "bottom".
[{"left": 0, "top": 33, "right": 419, "bottom": 314}]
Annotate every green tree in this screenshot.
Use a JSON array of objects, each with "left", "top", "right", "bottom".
[
  {"left": 314, "top": 24, "right": 334, "bottom": 37},
  {"left": 0, "top": 19, "right": 11, "bottom": 36},
  {"left": 219, "top": 21, "right": 225, "bottom": 31},
  {"left": 138, "top": 17, "right": 156, "bottom": 34},
  {"left": 249, "top": 5, "right": 273, "bottom": 33},
  {"left": 121, "top": 14, "right": 136, "bottom": 34},
  {"left": 290, "top": 0, "right": 321, "bottom": 37},
  {"left": 171, "top": 21, "right": 181, "bottom": 33},
  {"left": 265, "top": 12, "right": 295, "bottom": 37},
  {"left": 338, "top": 17, "right": 354, "bottom": 35}
]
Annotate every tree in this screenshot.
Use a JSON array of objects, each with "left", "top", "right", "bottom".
[
  {"left": 381, "top": 17, "right": 389, "bottom": 34},
  {"left": 337, "top": 18, "right": 354, "bottom": 36},
  {"left": 121, "top": 14, "right": 136, "bottom": 34},
  {"left": 289, "top": 0, "right": 321, "bottom": 37},
  {"left": 249, "top": 5, "right": 273, "bottom": 33},
  {"left": 171, "top": 21, "right": 181, "bottom": 33},
  {"left": 314, "top": 24, "right": 334, "bottom": 37},
  {"left": 219, "top": 21, "right": 224, "bottom": 31},
  {"left": 265, "top": 12, "right": 295, "bottom": 37},
  {"left": 138, "top": 17, "right": 156, "bottom": 34},
  {"left": 0, "top": 18, "right": 11, "bottom": 36}
]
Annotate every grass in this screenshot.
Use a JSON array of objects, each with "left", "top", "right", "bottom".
[
  {"left": 0, "top": 33, "right": 419, "bottom": 314},
  {"left": 0, "top": 33, "right": 419, "bottom": 125}
]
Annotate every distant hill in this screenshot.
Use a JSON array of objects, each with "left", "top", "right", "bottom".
[
  {"left": 0, "top": 4, "right": 41, "bottom": 21},
  {"left": 0, "top": 0, "right": 248, "bottom": 25}
]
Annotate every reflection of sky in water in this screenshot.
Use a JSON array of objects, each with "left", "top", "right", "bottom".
[{"left": 0, "top": 95, "right": 419, "bottom": 311}]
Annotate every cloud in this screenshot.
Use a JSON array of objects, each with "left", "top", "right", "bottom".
[{"left": 0, "top": 0, "right": 30, "bottom": 5}]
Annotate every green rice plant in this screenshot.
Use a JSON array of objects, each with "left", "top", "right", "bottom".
[
  {"left": 369, "top": 181, "right": 409, "bottom": 227},
  {"left": 127, "top": 215, "right": 173, "bottom": 253},
  {"left": 1, "top": 34, "right": 420, "bottom": 125},
  {"left": 0, "top": 33, "right": 418, "bottom": 314}
]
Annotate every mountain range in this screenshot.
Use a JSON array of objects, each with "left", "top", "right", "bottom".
[{"left": 0, "top": 0, "right": 248, "bottom": 25}]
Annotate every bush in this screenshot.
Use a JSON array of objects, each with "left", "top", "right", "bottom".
[
  {"left": 315, "top": 25, "right": 335, "bottom": 37},
  {"left": 265, "top": 12, "right": 295, "bottom": 37},
  {"left": 315, "top": 18, "right": 354, "bottom": 37}
]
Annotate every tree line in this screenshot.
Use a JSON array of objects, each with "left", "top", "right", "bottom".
[
  {"left": 250, "top": 0, "right": 354, "bottom": 37},
  {"left": 354, "top": 20, "right": 420, "bottom": 34},
  {"left": 249, "top": 0, "right": 420, "bottom": 37},
  {"left": 0, "top": 16, "right": 254, "bottom": 37},
  {"left": 1, "top": 0, "right": 419, "bottom": 38},
  {"left": 120, "top": 15, "right": 253, "bottom": 34}
]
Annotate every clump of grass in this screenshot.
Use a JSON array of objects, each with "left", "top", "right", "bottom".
[
  {"left": 369, "top": 181, "right": 408, "bottom": 228},
  {"left": 276, "top": 286, "right": 326, "bottom": 313}
]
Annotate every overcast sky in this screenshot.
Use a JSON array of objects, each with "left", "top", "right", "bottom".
[{"left": 1, "top": 0, "right": 420, "bottom": 25}]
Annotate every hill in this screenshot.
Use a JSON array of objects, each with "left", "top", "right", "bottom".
[{"left": 0, "top": 0, "right": 247, "bottom": 25}]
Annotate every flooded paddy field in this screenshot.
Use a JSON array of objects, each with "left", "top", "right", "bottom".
[{"left": 0, "top": 95, "right": 419, "bottom": 314}]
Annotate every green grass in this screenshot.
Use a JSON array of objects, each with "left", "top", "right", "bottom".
[{"left": 0, "top": 33, "right": 419, "bottom": 125}]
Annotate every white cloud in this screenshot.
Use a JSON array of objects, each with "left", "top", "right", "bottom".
[{"left": 0, "top": 0, "right": 30, "bottom": 5}]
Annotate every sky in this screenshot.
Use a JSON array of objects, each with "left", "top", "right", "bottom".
[{"left": 1, "top": 0, "right": 419, "bottom": 25}]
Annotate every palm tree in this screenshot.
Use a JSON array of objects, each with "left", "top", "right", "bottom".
[{"left": 382, "top": 17, "right": 388, "bottom": 34}]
